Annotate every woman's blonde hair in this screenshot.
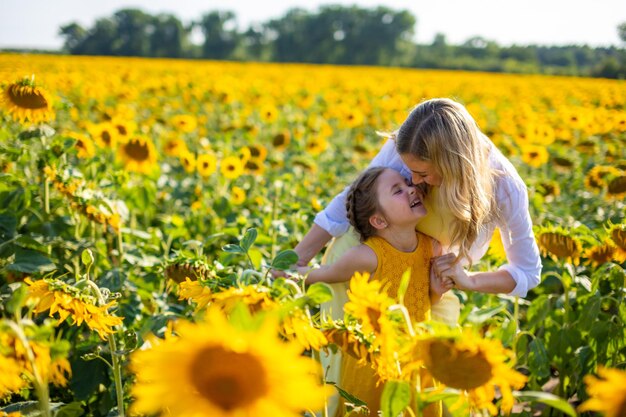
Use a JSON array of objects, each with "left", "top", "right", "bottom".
[{"left": 395, "top": 98, "right": 499, "bottom": 264}]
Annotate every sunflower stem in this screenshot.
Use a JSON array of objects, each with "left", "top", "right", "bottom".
[
  {"left": 6, "top": 320, "right": 51, "bottom": 417},
  {"left": 85, "top": 280, "right": 126, "bottom": 417}
]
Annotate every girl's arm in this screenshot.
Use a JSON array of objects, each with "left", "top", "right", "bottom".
[{"left": 297, "top": 244, "right": 377, "bottom": 284}]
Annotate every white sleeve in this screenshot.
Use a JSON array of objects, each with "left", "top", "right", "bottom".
[
  {"left": 313, "top": 139, "right": 408, "bottom": 237},
  {"left": 496, "top": 176, "right": 542, "bottom": 297}
]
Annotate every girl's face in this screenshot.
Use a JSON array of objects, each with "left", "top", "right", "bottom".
[
  {"left": 375, "top": 169, "right": 426, "bottom": 226},
  {"left": 399, "top": 153, "right": 443, "bottom": 186}
]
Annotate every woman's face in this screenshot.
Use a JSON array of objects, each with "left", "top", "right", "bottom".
[{"left": 400, "top": 153, "right": 443, "bottom": 186}]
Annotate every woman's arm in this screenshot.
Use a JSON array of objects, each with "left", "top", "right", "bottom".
[
  {"left": 431, "top": 254, "right": 517, "bottom": 294},
  {"left": 297, "top": 244, "right": 377, "bottom": 284},
  {"left": 293, "top": 224, "right": 333, "bottom": 266}
]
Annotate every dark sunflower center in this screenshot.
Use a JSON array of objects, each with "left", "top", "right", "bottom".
[
  {"left": 117, "top": 125, "right": 127, "bottom": 135},
  {"left": 608, "top": 176, "right": 626, "bottom": 195},
  {"left": 428, "top": 341, "right": 493, "bottom": 390},
  {"left": 227, "top": 165, "right": 236, "bottom": 172},
  {"left": 8, "top": 85, "right": 49, "bottom": 109},
  {"left": 366, "top": 307, "right": 382, "bottom": 333},
  {"left": 102, "top": 131, "right": 112, "bottom": 145},
  {"left": 191, "top": 347, "right": 268, "bottom": 410},
  {"left": 124, "top": 140, "right": 149, "bottom": 161}
]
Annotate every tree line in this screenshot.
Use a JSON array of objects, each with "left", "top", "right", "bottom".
[{"left": 53, "top": 6, "right": 626, "bottom": 79}]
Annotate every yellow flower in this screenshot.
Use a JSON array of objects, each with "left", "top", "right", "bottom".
[
  {"left": 584, "top": 165, "right": 621, "bottom": 192},
  {"left": 305, "top": 136, "right": 329, "bottom": 156},
  {"left": 230, "top": 186, "right": 246, "bottom": 205},
  {"left": 109, "top": 117, "right": 137, "bottom": 141},
  {"left": 584, "top": 241, "right": 617, "bottom": 267},
  {"left": 244, "top": 157, "right": 266, "bottom": 176},
  {"left": 179, "top": 279, "right": 213, "bottom": 310},
  {"left": 0, "top": 77, "right": 54, "bottom": 124},
  {"left": 416, "top": 331, "right": 527, "bottom": 415},
  {"left": 180, "top": 151, "right": 196, "bottom": 173},
  {"left": 608, "top": 223, "right": 626, "bottom": 262},
  {"left": 130, "top": 308, "right": 329, "bottom": 417},
  {"left": 117, "top": 135, "right": 158, "bottom": 174},
  {"left": 344, "top": 272, "right": 394, "bottom": 338},
  {"left": 170, "top": 114, "right": 198, "bottom": 133},
  {"left": 220, "top": 156, "right": 244, "bottom": 179},
  {"left": 536, "top": 226, "right": 582, "bottom": 265},
  {"left": 486, "top": 228, "right": 506, "bottom": 264},
  {"left": 259, "top": 103, "right": 278, "bottom": 123},
  {"left": 245, "top": 144, "right": 268, "bottom": 161},
  {"left": 163, "top": 137, "right": 188, "bottom": 157},
  {"left": 64, "top": 132, "right": 96, "bottom": 159},
  {"left": 578, "top": 366, "right": 626, "bottom": 417},
  {"left": 26, "top": 278, "right": 123, "bottom": 339},
  {"left": 281, "top": 311, "right": 328, "bottom": 351},
  {"left": 197, "top": 153, "right": 217, "bottom": 177},
  {"left": 272, "top": 130, "right": 291, "bottom": 150},
  {"left": 520, "top": 144, "right": 549, "bottom": 168},
  {"left": 0, "top": 354, "right": 26, "bottom": 398},
  {"left": 88, "top": 122, "right": 119, "bottom": 149}
]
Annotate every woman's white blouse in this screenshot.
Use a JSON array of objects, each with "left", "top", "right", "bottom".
[{"left": 313, "top": 137, "right": 542, "bottom": 297}]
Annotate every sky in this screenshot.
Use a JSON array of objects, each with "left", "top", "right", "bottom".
[{"left": 1, "top": 0, "right": 625, "bottom": 50}]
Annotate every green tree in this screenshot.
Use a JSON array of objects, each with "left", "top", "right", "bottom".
[
  {"left": 59, "top": 23, "right": 88, "bottom": 54},
  {"left": 196, "top": 11, "right": 240, "bottom": 60},
  {"left": 111, "top": 9, "right": 153, "bottom": 56},
  {"left": 150, "top": 14, "right": 188, "bottom": 58}
]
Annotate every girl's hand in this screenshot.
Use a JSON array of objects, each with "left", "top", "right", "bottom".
[
  {"left": 430, "top": 261, "right": 454, "bottom": 296},
  {"left": 431, "top": 253, "right": 476, "bottom": 291}
]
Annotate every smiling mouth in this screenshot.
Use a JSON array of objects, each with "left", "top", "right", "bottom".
[{"left": 410, "top": 199, "right": 422, "bottom": 208}]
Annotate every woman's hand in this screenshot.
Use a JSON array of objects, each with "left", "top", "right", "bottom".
[{"left": 431, "top": 253, "right": 476, "bottom": 291}]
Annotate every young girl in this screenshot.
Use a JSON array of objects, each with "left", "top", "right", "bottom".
[{"left": 298, "top": 166, "right": 451, "bottom": 417}]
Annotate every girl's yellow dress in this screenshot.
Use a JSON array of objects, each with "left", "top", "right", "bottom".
[{"left": 332, "top": 232, "right": 441, "bottom": 417}]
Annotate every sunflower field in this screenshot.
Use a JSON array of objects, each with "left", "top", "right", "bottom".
[{"left": 0, "top": 53, "right": 625, "bottom": 417}]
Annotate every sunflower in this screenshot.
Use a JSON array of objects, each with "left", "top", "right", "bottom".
[
  {"left": 305, "top": 136, "right": 329, "bottom": 156},
  {"left": 606, "top": 174, "right": 626, "bottom": 200},
  {"left": 179, "top": 279, "right": 214, "bottom": 310},
  {"left": 584, "top": 241, "right": 617, "bottom": 267},
  {"left": 88, "top": 122, "right": 119, "bottom": 149},
  {"left": 259, "top": 103, "right": 278, "bottom": 123},
  {"left": 578, "top": 366, "right": 626, "bottom": 417},
  {"left": 220, "top": 156, "right": 245, "bottom": 180},
  {"left": 245, "top": 157, "right": 266, "bottom": 176},
  {"left": 0, "top": 77, "right": 54, "bottom": 124},
  {"left": 584, "top": 166, "right": 621, "bottom": 192},
  {"left": 180, "top": 151, "right": 196, "bottom": 173},
  {"left": 536, "top": 226, "right": 582, "bottom": 265},
  {"left": 170, "top": 114, "right": 198, "bottom": 133},
  {"left": 109, "top": 117, "right": 137, "bottom": 141},
  {"left": 486, "top": 228, "right": 507, "bottom": 264},
  {"left": 25, "top": 278, "right": 123, "bottom": 339},
  {"left": 272, "top": 130, "right": 291, "bottom": 150},
  {"left": 520, "top": 144, "right": 549, "bottom": 168},
  {"left": 230, "top": 186, "right": 246, "bottom": 205},
  {"left": 245, "top": 144, "right": 268, "bottom": 161},
  {"left": 607, "top": 223, "right": 626, "bottom": 262},
  {"left": 65, "top": 132, "right": 95, "bottom": 159},
  {"left": 536, "top": 179, "right": 561, "bottom": 199},
  {"left": 117, "top": 135, "right": 158, "bottom": 174},
  {"left": 416, "top": 331, "right": 527, "bottom": 415},
  {"left": 343, "top": 272, "right": 394, "bottom": 338},
  {"left": 130, "top": 308, "right": 329, "bottom": 417},
  {"left": 163, "top": 137, "right": 188, "bottom": 157},
  {"left": 550, "top": 155, "right": 575, "bottom": 173},
  {"left": 0, "top": 354, "right": 26, "bottom": 399},
  {"left": 197, "top": 153, "right": 218, "bottom": 177},
  {"left": 281, "top": 311, "right": 328, "bottom": 351}
]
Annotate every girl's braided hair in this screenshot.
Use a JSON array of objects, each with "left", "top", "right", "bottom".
[{"left": 346, "top": 167, "right": 387, "bottom": 242}]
